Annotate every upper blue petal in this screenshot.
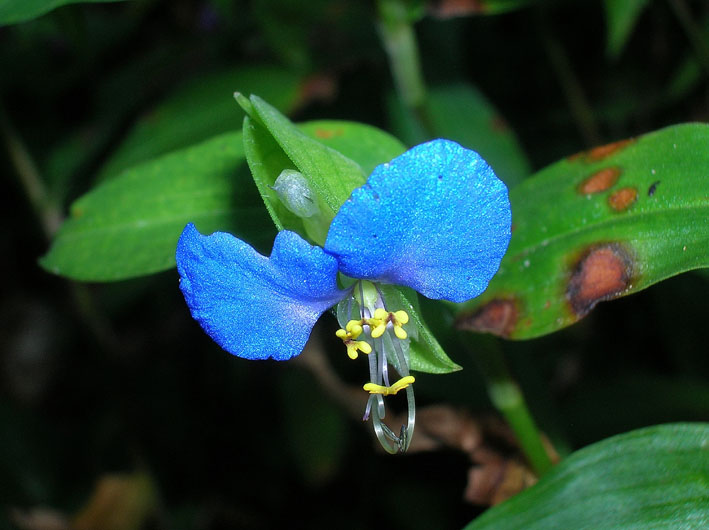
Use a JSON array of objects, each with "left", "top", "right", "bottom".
[
  {"left": 324, "top": 139, "right": 511, "bottom": 303},
  {"left": 176, "top": 224, "right": 347, "bottom": 360}
]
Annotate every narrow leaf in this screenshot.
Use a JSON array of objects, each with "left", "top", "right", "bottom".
[
  {"left": 466, "top": 423, "right": 709, "bottom": 529},
  {"left": 456, "top": 123, "right": 709, "bottom": 340},
  {"left": 604, "top": 0, "right": 651, "bottom": 59}
]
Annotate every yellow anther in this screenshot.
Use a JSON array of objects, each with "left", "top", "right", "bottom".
[
  {"left": 345, "top": 320, "right": 364, "bottom": 338},
  {"left": 367, "top": 309, "right": 410, "bottom": 340},
  {"left": 373, "top": 308, "right": 389, "bottom": 320},
  {"left": 337, "top": 325, "right": 372, "bottom": 359},
  {"left": 363, "top": 376, "right": 416, "bottom": 396},
  {"left": 393, "top": 310, "right": 409, "bottom": 325}
]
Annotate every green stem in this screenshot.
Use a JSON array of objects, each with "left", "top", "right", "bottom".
[
  {"left": 376, "top": 0, "right": 427, "bottom": 111},
  {"left": 470, "top": 336, "right": 554, "bottom": 476}
]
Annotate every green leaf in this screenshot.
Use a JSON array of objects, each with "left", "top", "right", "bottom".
[
  {"left": 389, "top": 84, "right": 530, "bottom": 187},
  {"left": 250, "top": 95, "right": 369, "bottom": 216},
  {"left": 456, "top": 123, "right": 709, "bottom": 340},
  {"left": 99, "top": 67, "right": 304, "bottom": 180},
  {"left": 297, "top": 120, "right": 406, "bottom": 176},
  {"left": 380, "top": 285, "right": 461, "bottom": 374},
  {"left": 40, "top": 132, "right": 274, "bottom": 281},
  {"left": 0, "top": 0, "right": 122, "bottom": 25},
  {"left": 604, "top": 0, "right": 651, "bottom": 59},
  {"left": 465, "top": 423, "right": 709, "bottom": 529}
]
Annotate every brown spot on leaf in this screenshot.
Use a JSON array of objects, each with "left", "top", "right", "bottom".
[
  {"left": 608, "top": 187, "right": 637, "bottom": 211},
  {"left": 587, "top": 138, "right": 634, "bottom": 161},
  {"left": 567, "top": 243, "right": 633, "bottom": 317},
  {"left": 456, "top": 298, "right": 518, "bottom": 337},
  {"left": 578, "top": 167, "right": 621, "bottom": 194},
  {"left": 568, "top": 138, "right": 635, "bottom": 163},
  {"left": 314, "top": 127, "right": 343, "bottom": 139},
  {"left": 490, "top": 115, "right": 509, "bottom": 133}
]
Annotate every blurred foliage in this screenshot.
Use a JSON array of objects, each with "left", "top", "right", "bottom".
[{"left": 1, "top": 0, "right": 708, "bottom": 529}]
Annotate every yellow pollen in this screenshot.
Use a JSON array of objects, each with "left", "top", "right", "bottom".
[{"left": 363, "top": 376, "right": 415, "bottom": 396}]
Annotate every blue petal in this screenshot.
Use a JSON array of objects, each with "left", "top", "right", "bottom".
[
  {"left": 176, "top": 224, "right": 347, "bottom": 360},
  {"left": 324, "top": 139, "right": 511, "bottom": 303}
]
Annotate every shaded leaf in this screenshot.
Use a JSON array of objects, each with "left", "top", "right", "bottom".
[
  {"left": 99, "top": 67, "right": 304, "bottom": 180},
  {"left": 40, "top": 132, "right": 274, "bottom": 281},
  {"left": 0, "top": 0, "right": 122, "bottom": 26},
  {"left": 604, "top": 0, "right": 651, "bottom": 59},
  {"left": 389, "top": 84, "right": 530, "bottom": 187},
  {"left": 457, "top": 123, "right": 709, "bottom": 340},
  {"left": 465, "top": 423, "right": 709, "bottom": 529}
]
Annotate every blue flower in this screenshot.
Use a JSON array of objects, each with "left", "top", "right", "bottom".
[{"left": 176, "top": 139, "right": 511, "bottom": 362}]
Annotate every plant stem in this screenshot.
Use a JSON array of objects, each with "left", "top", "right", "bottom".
[
  {"left": 470, "top": 335, "right": 554, "bottom": 476},
  {"left": 376, "top": 0, "right": 427, "bottom": 111}
]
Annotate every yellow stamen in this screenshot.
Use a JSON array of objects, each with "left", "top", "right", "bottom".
[
  {"left": 337, "top": 325, "right": 372, "bottom": 359},
  {"left": 366, "top": 309, "right": 410, "bottom": 340},
  {"left": 363, "top": 376, "right": 415, "bottom": 396}
]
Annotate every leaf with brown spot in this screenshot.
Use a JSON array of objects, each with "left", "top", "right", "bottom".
[{"left": 457, "top": 123, "right": 709, "bottom": 339}]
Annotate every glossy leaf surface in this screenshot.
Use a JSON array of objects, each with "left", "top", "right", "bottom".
[
  {"left": 466, "top": 423, "right": 709, "bottom": 529},
  {"left": 457, "top": 123, "right": 709, "bottom": 340}
]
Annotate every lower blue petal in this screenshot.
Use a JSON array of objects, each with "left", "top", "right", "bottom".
[
  {"left": 176, "top": 224, "right": 346, "bottom": 360},
  {"left": 324, "top": 139, "right": 511, "bottom": 303}
]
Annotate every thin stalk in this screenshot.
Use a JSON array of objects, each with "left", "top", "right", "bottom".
[
  {"left": 376, "top": 0, "right": 434, "bottom": 135},
  {"left": 469, "top": 335, "right": 554, "bottom": 476}
]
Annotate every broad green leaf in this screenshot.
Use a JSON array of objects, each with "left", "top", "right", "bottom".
[
  {"left": 0, "top": 0, "right": 122, "bottom": 25},
  {"left": 381, "top": 285, "right": 461, "bottom": 374},
  {"left": 250, "top": 95, "right": 369, "bottom": 216},
  {"left": 297, "top": 120, "right": 405, "bottom": 176},
  {"left": 465, "top": 423, "right": 709, "bottom": 529},
  {"left": 40, "top": 132, "right": 274, "bottom": 281},
  {"left": 389, "top": 84, "right": 530, "bottom": 187},
  {"left": 456, "top": 123, "right": 709, "bottom": 340},
  {"left": 99, "top": 67, "right": 304, "bottom": 180},
  {"left": 604, "top": 0, "right": 650, "bottom": 59}
]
